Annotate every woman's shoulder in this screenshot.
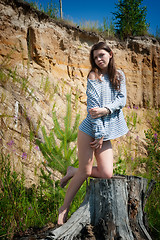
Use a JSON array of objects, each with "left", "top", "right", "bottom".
[
  {"left": 117, "top": 69, "right": 125, "bottom": 78},
  {"left": 87, "top": 71, "right": 101, "bottom": 92},
  {"left": 88, "top": 71, "right": 97, "bottom": 80}
]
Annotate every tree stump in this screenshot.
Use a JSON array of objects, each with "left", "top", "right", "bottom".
[{"left": 44, "top": 175, "right": 155, "bottom": 240}]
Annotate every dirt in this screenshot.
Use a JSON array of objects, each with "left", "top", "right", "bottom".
[
  {"left": 13, "top": 223, "right": 105, "bottom": 240},
  {"left": 13, "top": 223, "right": 56, "bottom": 240}
]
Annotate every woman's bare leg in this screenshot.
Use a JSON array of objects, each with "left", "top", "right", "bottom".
[
  {"left": 58, "top": 130, "right": 94, "bottom": 225},
  {"left": 60, "top": 140, "right": 113, "bottom": 188},
  {"left": 58, "top": 133, "right": 113, "bottom": 225},
  {"left": 60, "top": 166, "right": 78, "bottom": 188},
  {"left": 92, "top": 140, "right": 113, "bottom": 179}
]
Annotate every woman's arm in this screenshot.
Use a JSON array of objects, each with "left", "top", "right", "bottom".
[
  {"left": 86, "top": 78, "right": 106, "bottom": 139},
  {"left": 88, "top": 70, "right": 126, "bottom": 119},
  {"left": 90, "top": 136, "right": 104, "bottom": 149},
  {"left": 89, "top": 107, "right": 110, "bottom": 119},
  {"left": 105, "top": 70, "right": 127, "bottom": 114}
]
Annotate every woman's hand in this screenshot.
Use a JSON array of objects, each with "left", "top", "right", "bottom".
[
  {"left": 89, "top": 107, "right": 110, "bottom": 119},
  {"left": 90, "top": 137, "right": 104, "bottom": 149}
]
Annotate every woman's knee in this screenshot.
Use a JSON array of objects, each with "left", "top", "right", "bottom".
[
  {"left": 78, "top": 166, "right": 92, "bottom": 178},
  {"left": 101, "top": 169, "right": 113, "bottom": 179}
]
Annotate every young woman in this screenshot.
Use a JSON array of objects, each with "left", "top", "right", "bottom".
[{"left": 58, "top": 41, "right": 128, "bottom": 225}]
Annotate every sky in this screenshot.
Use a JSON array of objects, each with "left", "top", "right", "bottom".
[{"left": 36, "top": 0, "right": 160, "bottom": 36}]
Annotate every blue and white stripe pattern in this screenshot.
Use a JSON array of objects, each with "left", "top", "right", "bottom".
[{"left": 79, "top": 70, "right": 129, "bottom": 141}]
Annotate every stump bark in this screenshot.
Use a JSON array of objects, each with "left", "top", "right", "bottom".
[{"left": 45, "top": 175, "right": 155, "bottom": 240}]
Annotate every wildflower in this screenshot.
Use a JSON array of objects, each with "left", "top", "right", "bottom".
[
  {"left": 154, "top": 133, "right": 158, "bottom": 139},
  {"left": 153, "top": 133, "right": 158, "bottom": 144},
  {"left": 7, "top": 140, "right": 14, "bottom": 146},
  {"left": 22, "top": 152, "right": 27, "bottom": 159},
  {"left": 35, "top": 145, "right": 39, "bottom": 150}
]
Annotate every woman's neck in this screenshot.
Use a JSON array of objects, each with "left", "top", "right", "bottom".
[{"left": 100, "top": 67, "right": 108, "bottom": 75}]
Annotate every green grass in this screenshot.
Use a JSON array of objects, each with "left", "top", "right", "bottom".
[
  {"left": 0, "top": 153, "right": 47, "bottom": 239},
  {"left": 0, "top": 152, "right": 86, "bottom": 239}
]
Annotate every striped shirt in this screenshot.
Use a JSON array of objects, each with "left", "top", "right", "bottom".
[{"left": 79, "top": 70, "right": 129, "bottom": 141}]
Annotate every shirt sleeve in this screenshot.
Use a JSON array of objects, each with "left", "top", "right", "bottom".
[
  {"left": 86, "top": 79, "right": 105, "bottom": 139},
  {"left": 106, "top": 70, "right": 127, "bottom": 114}
]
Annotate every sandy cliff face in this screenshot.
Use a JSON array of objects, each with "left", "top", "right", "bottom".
[{"left": 0, "top": 0, "right": 160, "bottom": 186}]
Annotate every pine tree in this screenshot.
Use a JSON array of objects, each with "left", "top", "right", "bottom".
[
  {"left": 112, "top": 0, "right": 149, "bottom": 39},
  {"left": 36, "top": 94, "right": 87, "bottom": 218},
  {"left": 36, "top": 94, "right": 80, "bottom": 176}
]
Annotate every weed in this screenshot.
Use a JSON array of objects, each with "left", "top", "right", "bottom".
[
  {"left": 114, "top": 109, "right": 160, "bottom": 238},
  {"left": 0, "top": 150, "right": 83, "bottom": 239},
  {"left": 126, "top": 109, "right": 139, "bottom": 130},
  {"left": 0, "top": 153, "right": 45, "bottom": 239},
  {"left": 142, "top": 111, "right": 160, "bottom": 238},
  {"left": 113, "top": 156, "right": 126, "bottom": 175}
]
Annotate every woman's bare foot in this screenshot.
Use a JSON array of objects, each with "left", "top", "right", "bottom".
[
  {"left": 60, "top": 166, "right": 77, "bottom": 188},
  {"left": 57, "top": 206, "right": 69, "bottom": 225}
]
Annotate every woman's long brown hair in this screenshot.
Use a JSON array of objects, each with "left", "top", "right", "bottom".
[{"left": 89, "top": 42, "right": 121, "bottom": 90}]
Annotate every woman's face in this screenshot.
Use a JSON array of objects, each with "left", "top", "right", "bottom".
[{"left": 93, "top": 49, "right": 112, "bottom": 73}]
